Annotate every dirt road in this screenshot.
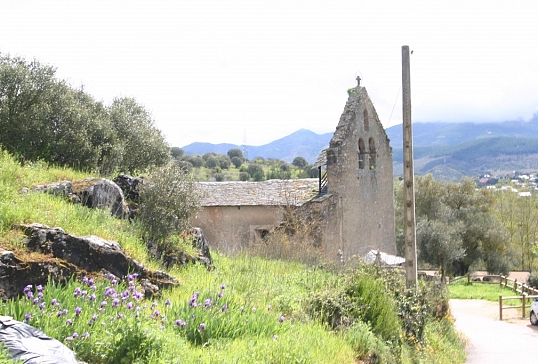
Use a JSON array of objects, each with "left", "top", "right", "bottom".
[{"left": 450, "top": 299, "right": 538, "bottom": 363}]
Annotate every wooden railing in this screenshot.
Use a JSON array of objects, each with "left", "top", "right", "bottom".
[
  {"left": 499, "top": 275, "right": 538, "bottom": 295},
  {"left": 449, "top": 273, "right": 503, "bottom": 285},
  {"left": 499, "top": 294, "right": 538, "bottom": 320},
  {"left": 498, "top": 275, "right": 538, "bottom": 320}
]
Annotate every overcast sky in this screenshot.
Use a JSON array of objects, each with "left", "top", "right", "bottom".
[{"left": 1, "top": 1, "right": 537, "bottom": 147}]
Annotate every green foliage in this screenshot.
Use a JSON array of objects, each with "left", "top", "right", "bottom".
[
  {"left": 493, "top": 188, "right": 538, "bottom": 272},
  {"left": 137, "top": 164, "right": 202, "bottom": 243},
  {"left": 247, "top": 164, "right": 264, "bottom": 181},
  {"left": 0, "top": 150, "right": 465, "bottom": 363},
  {"left": 528, "top": 273, "right": 538, "bottom": 288},
  {"left": 238, "top": 171, "right": 250, "bottom": 181},
  {"left": 448, "top": 279, "right": 517, "bottom": 301},
  {"left": 170, "top": 147, "right": 184, "bottom": 159},
  {"left": 419, "top": 318, "right": 466, "bottom": 364},
  {"left": 343, "top": 321, "right": 394, "bottom": 363},
  {"left": 202, "top": 152, "right": 216, "bottom": 162},
  {"left": 417, "top": 219, "right": 465, "bottom": 280},
  {"left": 396, "top": 175, "right": 512, "bottom": 276},
  {"left": 292, "top": 156, "right": 308, "bottom": 168},
  {"left": 231, "top": 156, "right": 242, "bottom": 168},
  {"left": 216, "top": 155, "right": 231, "bottom": 169},
  {"left": 308, "top": 268, "right": 401, "bottom": 342},
  {"left": 107, "top": 97, "right": 170, "bottom": 174},
  {"left": 184, "top": 154, "right": 204, "bottom": 168},
  {"left": 204, "top": 155, "right": 218, "bottom": 169},
  {"left": 227, "top": 148, "right": 243, "bottom": 160},
  {"left": 0, "top": 54, "right": 170, "bottom": 175},
  {"left": 0, "top": 343, "right": 21, "bottom": 364}
]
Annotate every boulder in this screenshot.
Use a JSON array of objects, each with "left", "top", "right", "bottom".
[
  {"left": 0, "top": 250, "right": 79, "bottom": 300},
  {"left": 113, "top": 174, "right": 143, "bottom": 202},
  {"left": 78, "top": 178, "right": 126, "bottom": 218},
  {"left": 3, "top": 223, "right": 179, "bottom": 299},
  {"left": 32, "top": 180, "right": 72, "bottom": 197}
]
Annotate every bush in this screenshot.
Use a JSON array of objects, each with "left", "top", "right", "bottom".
[
  {"left": 205, "top": 155, "right": 218, "bottom": 169},
  {"left": 247, "top": 164, "right": 264, "bottom": 181},
  {"left": 231, "top": 156, "right": 243, "bottom": 168},
  {"left": 239, "top": 172, "right": 250, "bottom": 181},
  {"left": 184, "top": 155, "right": 204, "bottom": 167},
  {"left": 308, "top": 270, "right": 401, "bottom": 343},
  {"left": 344, "top": 321, "right": 394, "bottom": 364},
  {"left": 292, "top": 157, "right": 308, "bottom": 168},
  {"left": 216, "top": 155, "right": 231, "bottom": 170},
  {"left": 227, "top": 148, "right": 243, "bottom": 160},
  {"left": 137, "top": 164, "right": 203, "bottom": 243},
  {"left": 528, "top": 273, "right": 538, "bottom": 289}
]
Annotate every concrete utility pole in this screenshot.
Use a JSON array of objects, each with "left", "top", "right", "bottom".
[{"left": 402, "top": 45, "right": 417, "bottom": 289}]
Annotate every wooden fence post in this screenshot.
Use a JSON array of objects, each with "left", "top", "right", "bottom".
[
  {"left": 467, "top": 274, "right": 470, "bottom": 284},
  {"left": 522, "top": 293, "right": 527, "bottom": 318},
  {"left": 499, "top": 295, "right": 503, "bottom": 321},
  {"left": 514, "top": 279, "right": 518, "bottom": 292},
  {"left": 500, "top": 275, "right": 503, "bottom": 288}
]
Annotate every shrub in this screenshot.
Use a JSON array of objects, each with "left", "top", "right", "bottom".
[
  {"left": 227, "top": 148, "right": 243, "bottom": 160},
  {"left": 308, "top": 271, "right": 401, "bottom": 343},
  {"left": 344, "top": 321, "right": 394, "bottom": 364},
  {"left": 528, "top": 273, "right": 538, "bottom": 289},
  {"left": 184, "top": 155, "right": 204, "bottom": 167},
  {"left": 247, "top": 164, "right": 264, "bottom": 181},
  {"left": 205, "top": 155, "right": 218, "bottom": 169},
  {"left": 216, "top": 155, "right": 231, "bottom": 170},
  {"left": 231, "top": 156, "right": 242, "bottom": 168},
  {"left": 137, "top": 164, "right": 203, "bottom": 243},
  {"left": 292, "top": 157, "right": 308, "bottom": 168},
  {"left": 239, "top": 172, "right": 250, "bottom": 181}
]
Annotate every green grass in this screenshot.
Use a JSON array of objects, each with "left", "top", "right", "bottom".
[
  {"left": 448, "top": 279, "right": 521, "bottom": 302},
  {"left": 0, "top": 149, "right": 466, "bottom": 363}
]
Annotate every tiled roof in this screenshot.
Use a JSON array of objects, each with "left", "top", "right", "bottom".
[
  {"left": 312, "top": 147, "right": 328, "bottom": 168},
  {"left": 197, "top": 179, "right": 319, "bottom": 207}
]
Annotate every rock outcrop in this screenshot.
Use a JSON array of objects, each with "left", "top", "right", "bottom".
[
  {"left": 0, "top": 223, "right": 178, "bottom": 300},
  {"left": 32, "top": 178, "right": 127, "bottom": 219}
]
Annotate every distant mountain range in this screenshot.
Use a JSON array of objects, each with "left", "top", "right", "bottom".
[
  {"left": 182, "top": 115, "right": 538, "bottom": 180},
  {"left": 182, "top": 129, "right": 333, "bottom": 165}
]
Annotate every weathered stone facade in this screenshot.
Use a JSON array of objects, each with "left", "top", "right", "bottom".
[
  {"left": 192, "top": 179, "right": 318, "bottom": 252},
  {"left": 193, "top": 84, "right": 396, "bottom": 261},
  {"left": 306, "top": 85, "right": 396, "bottom": 261}
]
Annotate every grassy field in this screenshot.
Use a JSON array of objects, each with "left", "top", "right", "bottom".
[
  {"left": 448, "top": 278, "right": 522, "bottom": 302},
  {"left": 0, "top": 150, "right": 466, "bottom": 363}
]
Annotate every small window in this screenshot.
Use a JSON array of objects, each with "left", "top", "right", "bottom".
[
  {"left": 251, "top": 225, "right": 274, "bottom": 242},
  {"left": 255, "top": 228, "right": 270, "bottom": 241},
  {"left": 369, "top": 137, "right": 376, "bottom": 170},
  {"left": 358, "top": 138, "right": 365, "bottom": 169},
  {"left": 363, "top": 109, "right": 369, "bottom": 131}
]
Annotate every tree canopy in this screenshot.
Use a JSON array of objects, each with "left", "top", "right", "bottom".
[
  {"left": 0, "top": 54, "right": 170, "bottom": 174},
  {"left": 395, "top": 174, "right": 512, "bottom": 276}
]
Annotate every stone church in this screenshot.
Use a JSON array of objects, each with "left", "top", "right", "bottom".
[{"left": 192, "top": 81, "right": 396, "bottom": 262}]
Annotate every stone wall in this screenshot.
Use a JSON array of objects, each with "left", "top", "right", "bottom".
[
  {"left": 192, "top": 205, "right": 283, "bottom": 253},
  {"left": 324, "top": 86, "right": 396, "bottom": 260}
]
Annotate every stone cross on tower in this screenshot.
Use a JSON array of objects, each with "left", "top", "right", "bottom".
[{"left": 356, "top": 75, "right": 361, "bottom": 86}]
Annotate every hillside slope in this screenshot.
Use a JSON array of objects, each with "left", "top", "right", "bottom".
[{"left": 183, "top": 129, "right": 332, "bottom": 163}]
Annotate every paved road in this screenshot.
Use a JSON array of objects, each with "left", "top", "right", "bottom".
[{"left": 450, "top": 299, "right": 538, "bottom": 363}]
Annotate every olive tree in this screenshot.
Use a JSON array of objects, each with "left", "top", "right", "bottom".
[
  {"left": 395, "top": 174, "right": 512, "bottom": 276},
  {"left": 227, "top": 148, "right": 243, "bottom": 160},
  {"left": 292, "top": 156, "right": 308, "bottom": 168},
  {"left": 138, "top": 164, "right": 203, "bottom": 243},
  {"left": 108, "top": 97, "right": 170, "bottom": 174}
]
